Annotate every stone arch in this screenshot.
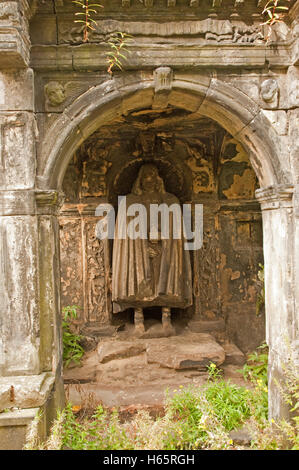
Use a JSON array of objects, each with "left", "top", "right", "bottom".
[
  {"left": 37, "top": 75, "right": 290, "bottom": 192},
  {"left": 38, "top": 74, "right": 296, "bottom": 422}
]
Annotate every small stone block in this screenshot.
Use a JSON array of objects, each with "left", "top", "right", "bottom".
[
  {"left": 223, "top": 343, "right": 246, "bottom": 365},
  {"left": 98, "top": 341, "right": 146, "bottom": 363}
]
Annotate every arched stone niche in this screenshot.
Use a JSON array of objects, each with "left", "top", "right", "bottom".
[
  {"left": 42, "top": 75, "right": 295, "bottom": 422},
  {"left": 59, "top": 106, "right": 265, "bottom": 353}
]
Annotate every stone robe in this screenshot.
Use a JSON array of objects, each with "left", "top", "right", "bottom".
[{"left": 112, "top": 190, "right": 192, "bottom": 313}]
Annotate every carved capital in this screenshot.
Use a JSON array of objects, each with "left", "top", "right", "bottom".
[
  {"left": 255, "top": 185, "right": 294, "bottom": 211},
  {"left": 35, "top": 190, "right": 65, "bottom": 215},
  {"left": 0, "top": 190, "right": 64, "bottom": 216}
]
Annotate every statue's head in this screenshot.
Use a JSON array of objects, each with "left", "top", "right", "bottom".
[
  {"left": 44, "top": 81, "right": 66, "bottom": 107},
  {"left": 132, "top": 164, "right": 165, "bottom": 195}
]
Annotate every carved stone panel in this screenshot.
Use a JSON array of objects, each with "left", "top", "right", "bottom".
[
  {"left": 83, "top": 218, "right": 110, "bottom": 325},
  {"left": 0, "top": 113, "right": 36, "bottom": 190},
  {"left": 59, "top": 217, "right": 84, "bottom": 321},
  {"left": 193, "top": 213, "right": 220, "bottom": 319}
]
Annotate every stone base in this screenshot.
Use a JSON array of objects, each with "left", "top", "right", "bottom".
[
  {"left": 0, "top": 408, "right": 40, "bottom": 450},
  {"left": 0, "top": 373, "right": 65, "bottom": 450}
]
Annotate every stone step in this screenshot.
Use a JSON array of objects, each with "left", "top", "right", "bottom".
[
  {"left": 146, "top": 333, "right": 225, "bottom": 370},
  {"left": 96, "top": 332, "right": 225, "bottom": 370},
  {"left": 223, "top": 342, "right": 246, "bottom": 365}
]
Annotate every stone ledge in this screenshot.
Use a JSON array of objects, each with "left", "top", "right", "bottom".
[
  {"left": 0, "top": 372, "right": 55, "bottom": 411},
  {"left": 30, "top": 43, "right": 293, "bottom": 71},
  {"left": 256, "top": 184, "right": 294, "bottom": 210},
  {"left": 0, "top": 407, "right": 39, "bottom": 427},
  {"left": 0, "top": 28, "right": 30, "bottom": 68}
]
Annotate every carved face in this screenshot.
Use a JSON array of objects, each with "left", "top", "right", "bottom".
[
  {"left": 45, "top": 81, "right": 66, "bottom": 107},
  {"left": 140, "top": 165, "right": 159, "bottom": 193}
]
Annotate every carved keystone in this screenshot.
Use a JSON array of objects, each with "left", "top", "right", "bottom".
[{"left": 153, "top": 66, "right": 173, "bottom": 109}]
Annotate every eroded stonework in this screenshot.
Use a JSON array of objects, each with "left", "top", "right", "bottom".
[
  {"left": 0, "top": 0, "right": 298, "bottom": 448},
  {"left": 60, "top": 109, "right": 263, "bottom": 352}
]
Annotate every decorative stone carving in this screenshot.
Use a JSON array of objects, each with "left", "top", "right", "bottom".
[
  {"left": 153, "top": 66, "right": 173, "bottom": 109},
  {"left": 260, "top": 78, "right": 279, "bottom": 103},
  {"left": 44, "top": 81, "right": 66, "bottom": 107},
  {"left": 81, "top": 159, "right": 111, "bottom": 198},
  {"left": 84, "top": 220, "right": 110, "bottom": 325},
  {"left": 154, "top": 66, "right": 173, "bottom": 93},
  {"left": 122, "top": 0, "right": 131, "bottom": 6},
  {"left": 186, "top": 147, "right": 215, "bottom": 194},
  {"left": 59, "top": 218, "right": 84, "bottom": 317},
  {"left": 57, "top": 18, "right": 265, "bottom": 46},
  {"left": 112, "top": 164, "right": 193, "bottom": 335}
]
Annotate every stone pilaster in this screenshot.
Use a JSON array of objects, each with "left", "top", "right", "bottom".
[
  {"left": 256, "top": 184, "right": 297, "bottom": 420},
  {"left": 0, "top": 190, "right": 64, "bottom": 375},
  {"left": 0, "top": 189, "right": 65, "bottom": 449}
]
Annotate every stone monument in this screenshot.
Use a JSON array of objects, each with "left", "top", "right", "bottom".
[{"left": 112, "top": 164, "right": 193, "bottom": 335}]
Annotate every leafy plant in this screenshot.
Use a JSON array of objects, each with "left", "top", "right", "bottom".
[
  {"left": 241, "top": 342, "right": 268, "bottom": 386},
  {"left": 73, "top": 1, "right": 132, "bottom": 75},
  {"left": 73, "top": 0, "right": 103, "bottom": 43},
  {"left": 62, "top": 305, "right": 84, "bottom": 368},
  {"left": 107, "top": 32, "right": 133, "bottom": 76},
  {"left": 206, "top": 362, "right": 223, "bottom": 381},
  {"left": 262, "top": 0, "right": 290, "bottom": 28}
]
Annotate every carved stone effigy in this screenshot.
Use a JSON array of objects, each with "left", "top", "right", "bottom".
[
  {"left": 112, "top": 164, "right": 193, "bottom": 335},
  {"left": 0, "top": 0, "right": 298, "bottom": 449}
]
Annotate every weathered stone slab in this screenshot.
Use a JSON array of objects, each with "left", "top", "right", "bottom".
[
  {"left": 0, "top": 373, "right": 55, "bottom": 411},
  {"left": 188, "top": 319, "right": 225, "bottom": 333},
  {"left": 223, "top": 342, "right": 246, "bottom": 365},
  {"left": 98, "top": 341, "right": 146, "bottom": 364},
  {"left": 146, "top": 333, "right": 225, "bottom": 369}
]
